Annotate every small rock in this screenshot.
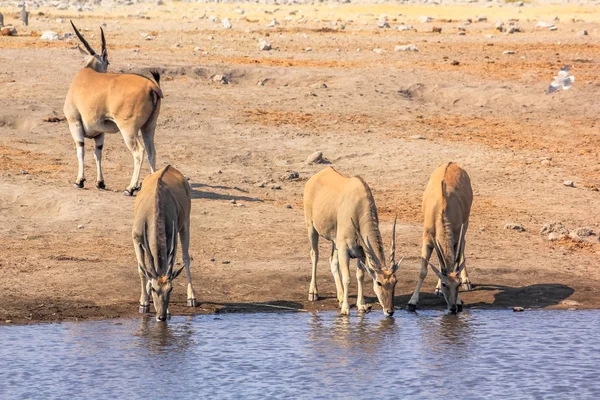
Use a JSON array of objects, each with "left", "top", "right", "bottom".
[
  {"left": 513, "top": 307, "right": 524, "bottom": 312},
  {"left": 258, "top": 39, "right": 271, "bottom": 51},
  {"left": 536, "top": 21, "right": 555, "bottom": 28},
  {"left": 548, "top": 232, "right": 565, "bottom": 241},
  {"left": 563, "top": 180, "right": 574, "bottom": 187},
  {"left": 458, "top": 32, "right": 466, "bottom": 36},
  {"left": 5, "top": 320, "right": 12, "bottom": 323},
  {"left": 394, "top": 44, "right": 418, "bottom": 52},
  {"left": 212, "top": 74, "right": 228, "bottom": 84},
  {"left": 286, "top": 204, "right": 292, "bottom": 209},
  {"left": 222, "top": 18, "right": 232, "bottom": 29},
  {"left": 506, "top": 25, "right": 521, "bottom": 34},
  {"left": 573, "top": 227, "right": 594, "bottom": 237},
  {"left": 284, "top": 171, "right": 299, "bottom": 180},
  {"left": 477, "top": 16, "right": 488, "bottom": 22},
  {"left": 485, "top": 34, "right": 495, "bottom": 39},
  {"left": 409, "top": 135, "right": 425, "bottom": 140},
  {"left": 568, "top": 232, "right": 584, "bottom": 242},
  {"left": 311, "top": 83, "right": 327, "bottom": 89},
  {"left": 268, "top": 18, "right": 279, "bottom": 27},
  {"left": 41, "top": 31, "right": 60, "bottom": 40},
  {"left": 271, "top": 185, "right": 281, "bottom": 190},
  {"left": 451, "top": 60, "right": 460, "bottom": 66},
  {"left": 576, "top": 30, "right": 588, "bottom": 36},
  {"left": 208, "top": 15, "right": 219, "bottom": 23},
  {"left": 560, "top": 299, "right": 580, "bottom": 307},
  {"left": 503, "top": 50, "right": 515, "bottom": 55},
  {"left": 540, "top": 159, "right": 551, "bottom": 166},
  {"left": 432, "top": 26, "right": 442, "bottom": 33},
  {"left": 305, "top": 47, "right": 312, "bottom": 52},
  {"left": 306, "top": 151, "right": 324, "bottom": 164},
  {"left": 549, "top": 26, "right": 558, "bottom": 31},
  {"left": 378, "top": 20, "right": 390, "bottom": 29},
  {"left": 504, "top": 223, "right": 525, "bottom": 232},
  {"left": 230, "top": 199, "right": 237, "bottom": 204},
  {"left": 419, "top": 16, "right": 433, "bottom": 23},
  {"left": 222, "top": 260, "right": 231, "bottom": 264},
  {"left": 373, "top": 48, "right": 384, "bottom": 54},
  {"left": 77, "top": 225, "right": 84, "bottom": 229},
  {"left": 210, "top": 258, "right": 216, "bottom": 262},
  {"left": 541, "top": 221, "right": 569, "bottom": 236},
  {"left": 398, "top": 25, "right": 413, "bottom": 31},
  {"left": 20, "top": 169, "right": 28, "bottom": 175},
  {"left": 194, "top": 46, "right": 203, "bottom": 52}
]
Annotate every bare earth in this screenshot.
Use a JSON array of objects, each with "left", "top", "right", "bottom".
[{"left": 1, "top": 2, "right": 599, "bottom": 324}]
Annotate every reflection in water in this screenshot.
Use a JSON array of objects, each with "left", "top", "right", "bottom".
[
  {"left": 2, "top": 310, "right": 600, "bottom": 398},
  {"left": 134, "top": 316, "right": 196, "bottom": 354},
  {"left": 418, "top": 312, "right": 474, "bottom": 355}
]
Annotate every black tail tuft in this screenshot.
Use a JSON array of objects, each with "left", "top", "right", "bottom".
[{"left": 149, "top": 70, "right": 161, "bottom": 86}]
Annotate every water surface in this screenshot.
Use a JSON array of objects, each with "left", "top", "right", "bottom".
[{"left": 2, "top": 310, "right": 599, "bottom": 399}]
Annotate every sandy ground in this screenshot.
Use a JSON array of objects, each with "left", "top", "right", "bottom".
[{"left": 1, "top": 1, "right": 599, "bottom": 324}]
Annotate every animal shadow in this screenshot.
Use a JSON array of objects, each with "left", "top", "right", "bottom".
[
  {"left": 472, "top": 283, "right": 575, "bottom": 309},
  {"left": 204, "top": 300, "right": 306, "bottom": 314},
  {"left": 190, "top": 183, "right": 263, "bottom": 203}
]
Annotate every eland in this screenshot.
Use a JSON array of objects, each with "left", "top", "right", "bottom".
[
  {"left": 406, "top": 162, "right": 473, "bottom": 314},
  {"left": 64, "top": 21, "right": 163, "bottom": 195},
  {"left": 304, "top": 167, "right": 403, "bottom": 316},
  {"left": 132, "top": 165, "right": 197, "bottom": 321}
]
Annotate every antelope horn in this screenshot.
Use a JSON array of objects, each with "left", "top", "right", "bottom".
[
  {"left": 167, "top": 221, "right": 177, "bottom": 276},
  {"left": 100, "top": 27, "right": 106, "bottom": 55},
  {"left": 454, "top": 224, "right": 465, "bottom": 269},
  {"left": 390, "top": 216, "right": 397, "bottom": 266},
  {"left": 142, "top": 222, "right": 157, "bottom": 278},
  {"left": 430, "top": 235, "right": 448, "bottom": 275},
  {"left": 70, "top": 20, "right": 96, "bottom": 56},
  {"left": 351, "top": 218, "right": 382, "bottom": 273}
]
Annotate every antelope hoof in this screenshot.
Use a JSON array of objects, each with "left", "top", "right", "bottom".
[
  {"left": 457, "top": 304, "right": 464, "bottom": 312},
  {"left": 308, "top": 293, "right": 318, "bottom": 302},
  {"left": 187, "top": 299, "right": 199, "bottom": 307},
  {"left": 139, "top": 304, "right": 150, "bottom": 313},
  {"left": 96, "top": 180, "right": 106, "bottom": 189},
  {"left": 340, "top": 305, "right": 350, "bottom": 316},
  {"left": 357, "top": 304, "right": 372, "bottom": 314},
  {"left": 462, "top": 282, "right": 472, "bottom": 291},
  {"left": 405, "top": 303, "right": 417, "bottom": 312},
  {"left": 73, "top": 178, "right": 86, "bottom": 189}
]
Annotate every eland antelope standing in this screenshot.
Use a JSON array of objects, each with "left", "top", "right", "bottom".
[
  {"left": 64, "top": 21, "right": 163, "bottom": 196},
  {"left": 304, "top": 167, "right": 403, "bottom": 316},
  {"left": 406, "top": 162, "right": 473, "bottom": 314},
  {"left": 132, "top": 165, "right": 197, "bottom": 321}
]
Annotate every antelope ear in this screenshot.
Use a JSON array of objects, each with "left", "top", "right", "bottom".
[
  {"left": 391, "top": 256, "right": 404, "bottom": 275},
  {"left": 359, "top": 260, "right": 377, "bottom": 280},
  {"left": 171, "top": 265, "right": 185, "bottom": 280},
  {"left": 77, "top": 44, "right": 89, "bottom": 57}
]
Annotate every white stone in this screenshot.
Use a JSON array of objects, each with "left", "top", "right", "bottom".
[
  {"left": 395, "top": 44, "right": 418, "bottom": 52},
  {"left": 41, "top": 31, "right": 59, "bottom": 40},
  {"left": 222, "top": 18, "right": 232, "bottom": 29}
]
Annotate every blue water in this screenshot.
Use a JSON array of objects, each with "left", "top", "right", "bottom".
[{"left": 1, "top": 310, "right": 599, "bottom": 399}]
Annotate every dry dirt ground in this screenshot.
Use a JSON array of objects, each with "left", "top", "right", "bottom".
[{"left": 1, "top": 2, "right": 599, "bottom": 324}]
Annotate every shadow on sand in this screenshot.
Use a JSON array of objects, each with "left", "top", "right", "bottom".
[{"left": 189, "top": 183, "right": 263, "bottom": 203}]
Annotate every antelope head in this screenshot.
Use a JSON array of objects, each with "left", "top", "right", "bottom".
[
  {"left": 139, "top": 222, "right": 183, "bottom": 321},
  {"left": 70, "top": 20, "right": 109, "bottom": 73},
  {"left": 353, "top": 218, "right": 403, "bottom": 317},
  {"left": 427, "top": 225, "right": 466, "bottom": 314}
]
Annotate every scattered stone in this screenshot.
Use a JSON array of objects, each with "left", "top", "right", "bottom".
[
  {"left": 458, "top": 32, "right": 466, "bottom": 36},
  {"left": 208, "top": 15, "right": 219, "bottom": 23},
  {"left": 485, "top": 34, "right": 495, "bottom": 39},
  {"left": 536, "top": 21, "right": 555, "bottom": 28},
  {"left": 568, "top": 232, "right": 584, "bottom": 242},
  {"left": 306, "top": 151, "right": 324, "bottom": 164},
  {"left": 41, "top": 31, "right": 60, "bottom": 40},
  {"left": 503, "top": 50, "right": 516, "bottom": 55},
  {"left": 477, "top": 16, "right": 488, "bottom": 22},
  {"left": 286, "top": 204, "right": 292, "bottom": 209},
  {"left": 576, "top": 30, "right": 588, "bottom": 36},
  {"left": 284, "top": 171, "right": 299, "bottom": 180},
  {"left": 394, "top": 44, "right": 418, "bottom": 52},
  {"left": 409, "top": 135, "right": 425, "bottom": 140},
  {"left": 560, "top": 299, "right": 580, "bottom": 307},
  {"left": 77, "top": 225, "right": 84, "bottom": 229},
  {"left": 222, "top": 260, "right": 230, "bottom": 264},
  {"left": 419, "top": 16, "right": 433, "bottom": 23},
  {"left": 210, "top": 258, "right": 216, "bottom": 262},
  {"left": 222, "top": 18, "right": 232, "bottom": 29},
  {"left": 230, "top": 199, "right": 237, "bottom": 204},
  {"left": 20, "top": 169, "right": 28, "bottom": 175},
  {"left": 432, "top": 26, "right": 442, "bottom": 33},
  {"left": 257, "top": 79, "right": 267, "bottom": 86},
  {"left": 549, "top": 26, "right": 558, "bottom": 31},
  {"left": 268, "top": 18, "right": 279, "bottom": 27},
  {"left": 540, "top": 158, "right": 551, "bottom": 166},
  {"left": 548, "top": 232, "right": 565, "bottom": 241},
  {"left": 563, "top": 180, "right": 574, "bottom": 187},
  {"left": 305, "top": 47, "right": 312, "bottom": 52},
  {"left": 398, "top": 25, "right": 413, "bottom": 31},
  {"left": 311, "top": 83, "right": 327, "bottom": 89},
  {"left": 541, "top": 221, "right": 569, "bottom": 236},
  {"left": 504, "top": 223, "right": 526, "bottom": 232},
  {"left": 506, "top": 25, "right": 521, "bottom": 34},
  {"left": 378, "top": 20, "right": 390, "bottom": 29},
  {"left": 513, "top": 306, "right": 524, "bottom": 312},
  {"left": 573, "top": 227, "right": 594, "bottom": 237},
  {"left": 258, "top": 39, "right": 271, "bottom": 51},
  {"left": 451, "top": 60, "right": 460, "bottom": 66},
  {"left": 495, "top": 21, "right": 504, "bottom": 31},
  {"left": 373, "top": 48, "right": 384, "bottom": 54},
  {"left": 271, "top": 185, "right": 282, "bottom": 190},
  {"left": 1, "top": 26, "right": 16, "bottom": 36},
  {"left": 194, "top": 46, "right": 203, "bottom": 52},
  {"left": 212, "top": 74, "right": 228, "bottom": 84}
]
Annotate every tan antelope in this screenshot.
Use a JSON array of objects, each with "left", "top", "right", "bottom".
[
  {"left": 64, "top": 21, "right": 163, "bottom": 196},
  {"left": 132, "top": 165, "right": 197, "bottom": 321},
  {"left": 406, "top": 162, "right": 473, "bottom": 314},
  {"left": 304, "top": 167, "right": 403, "bottom": 316}
]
